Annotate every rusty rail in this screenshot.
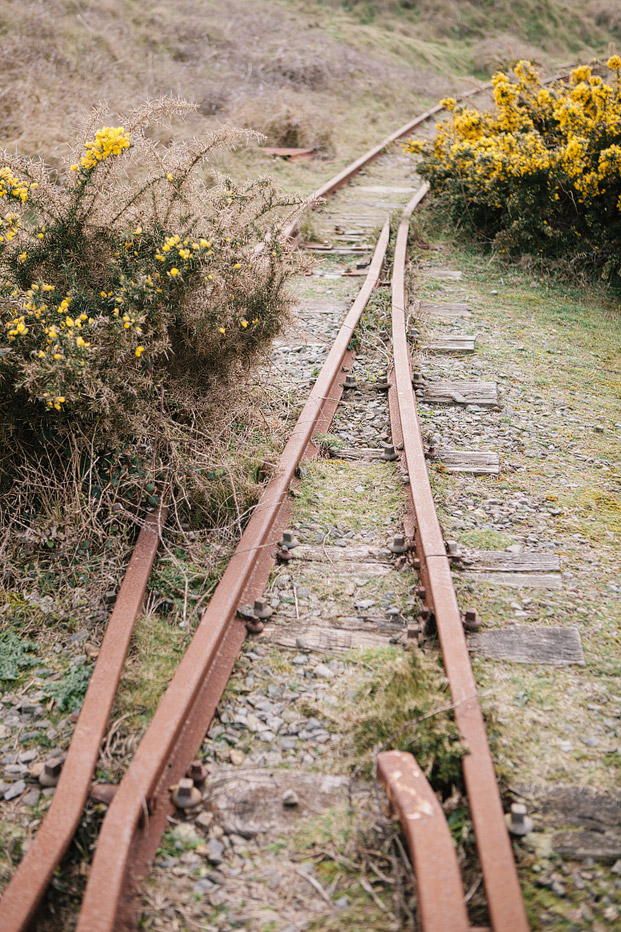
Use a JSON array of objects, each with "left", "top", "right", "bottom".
[
  {"left": 0, "top": 508, "right": 166, "bottom": 932},
  {"left": 377, "top": 750, "right": 470, "bottom": 932},
  {"left": 389, "top": 190, "right": 529, "bottom": 931},
  {"left": 71, "top": 220, "right": 390, "bottom": 932}
]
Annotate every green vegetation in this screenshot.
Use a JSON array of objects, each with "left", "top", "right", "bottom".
[
  {"left": 347, "top": 648, "right": 466, "bottom": 785},
  {"left": 42, "top": 661, "right": 93, "bottom": 712},
  {"left": 407, "top": 59, "right": 621, "bottom": 283},
  {"left": 0, "top": 630, "right": 37, "bottom": 681},
  {"left": 0, "top": 101, "right": 298, "bottom": 520}
]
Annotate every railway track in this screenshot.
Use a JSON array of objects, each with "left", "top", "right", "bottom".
[{"left": 1, "top": 75, "right": 576, "bottom": 931}]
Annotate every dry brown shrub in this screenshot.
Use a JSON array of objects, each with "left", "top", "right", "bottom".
[
  {"left": 588, "top": 0, "right": 621, "bottom": 37},
  {"left": 471, "top": 34, "right": 546, "bottom": 74},
  {"left": 231, "top": 90, "right": 335, "bottom": 153}
]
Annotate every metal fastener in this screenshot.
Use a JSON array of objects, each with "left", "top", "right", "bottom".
[
  {"left": 186, "top": 761, "right": 208, "bottom": 784},
  {"left": 463, "top": 609, "right": 481, "bottom": 631},
  {"left": 446, "top": 540, "right": 460, "bottom": 556},
  {"left": 254, "top": 598, "right": 273, "bottom": 620},
  {"left": 416, "top": 587, "right": 427, "bottom": 600},
  {"left": 343, "top": 374, "right": 357, "bottom": 389},
  {"left": 171, "top": 778, "right": 202, "bottom": 810},
  {"left": 382, "top": 444, "right": 399, "bottom": 461},
  {"left": 282, "top": 789, "right": 299, "bottom": 807},
  {"left": 279, "top": 530, "right": 300, "bottom": 550},
  {"left": 39, "top": 758, "right": 63, "bottom": 788},
  {"left": 506, "top": 803, "right": 533, "bottom": 836},
  {"left": 389, "top": 534, "right": 408, "bottom": 554}
]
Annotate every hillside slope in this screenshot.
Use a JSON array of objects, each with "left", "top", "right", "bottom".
[{"left": 0, "top": 0, "right": 618, "bottom": 190}]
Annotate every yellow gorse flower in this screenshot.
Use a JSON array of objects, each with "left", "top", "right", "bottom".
[{"left": 77, "top": 126, "right": 130, "bottom": 172}]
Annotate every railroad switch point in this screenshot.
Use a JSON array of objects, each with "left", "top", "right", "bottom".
[
  {"left": 39, "top": 758, "right": 63, "bottom": 788},
  {"left": 506, "top": 802, "right": 533, "bottom": 836},
  {"left": 279, "top": 530, "right": 300, "bottom": 550},
  {"left": 171, "top": 778, "right": 202, "bottom": 810},
  {"left": 389, "top": 534, "right": 408, "bottom": 554}
]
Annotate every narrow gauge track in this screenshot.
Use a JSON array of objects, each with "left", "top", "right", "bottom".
[{"left": 0, "top": 75, "right": 559, "bottom": 931}]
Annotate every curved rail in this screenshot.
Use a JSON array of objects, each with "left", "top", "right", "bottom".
[
  {"left": 377, "top": 750, "right": 470, "bottom": 932},
  {"left": 0, "top": 508, "right": 165, "bottom": 932},
  {"left": 73, "top": 222, "right": 390, "bottom": 932},
  {"left": 389, "top": 190, "right": 529, "bottom": 932}
]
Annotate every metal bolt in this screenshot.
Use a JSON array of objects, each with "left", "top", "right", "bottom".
[
  {"left": 254, "top": 598, "right": 273, "bottom": 620},
  {"left": 171, "top": 778, "right": 202, "bottom": 810},
  {"left": 186, "top": 761, "right": 208, "bottom": 784},
  {"left": 412, "top": 371, "right": 425, "bottom": 386},
  {"left": 416, "top": 587, "right": 427, "bottom": 600},
  {"left": 279, "top": 530, "right": 300, "bottom": 550},
  {"left": 506, "top": 802, "right": 533, "bottom": 836},
  {"left": 446, "top": 540, "right": 460, "bottom": 556},
  {"left": 463, "top": 609, "right": 481, "bottom": 631},
  {"left": 389, "top": 534, "right": 408, "bottom": 554},
  {"left": 382, "top": 444, "right": 398, "bottom": 462},
  {"left": 245, "top": 617, "right": 264, "bottom": 635},
  {"left": 375, "top": 372, "right": 390, "bottom": 390},
  {"left": 413, "top": 558, "right": 421, "bottom": 571},
  {"left": 343, "top": 374, "right": 357, "bottom": 389},
  {"left": 282, "top": 789, "right": 299, "bottom": 808},
  {"left": 39, "top": 758, "right": 63, "bottom": 788}
]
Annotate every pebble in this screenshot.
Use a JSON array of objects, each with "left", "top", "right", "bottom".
[
  {"left": 22, "top": 788, "right": 41, "bottom": 807},
  {"left": 4, "top": 779, "right": 26, "bottom": 800},
  {"left": 314, "top": 663, "right": 335, "bottom": 679},
  {"left": 207, "top": 839, "right": 225, "bottom": 863}
]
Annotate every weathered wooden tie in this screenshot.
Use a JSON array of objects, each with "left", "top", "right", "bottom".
[
  {"left": 420, "top": 379, "right": 499, "bottom": 407},
  {"left": 454, "top": 550, "right": 562, "bottom": 588},
  {"left": 424, "top": 334, "right": 476, "bottom": 353},
  {"left": 415, "top": 300, "right": 472, "bottom": 319},
  {"left": 430, "top": 449, "right": 499, "bottom": 474},
  {"left": 468, "top": 625, "right": 584, "bottom": 665}
]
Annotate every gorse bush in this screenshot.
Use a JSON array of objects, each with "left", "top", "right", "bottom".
[
  {"left": 0, "top": 100, "right": 303, "bottom": 550},
  {"left": 405, "top": 58, "right": 621, "bottom": 282}
]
